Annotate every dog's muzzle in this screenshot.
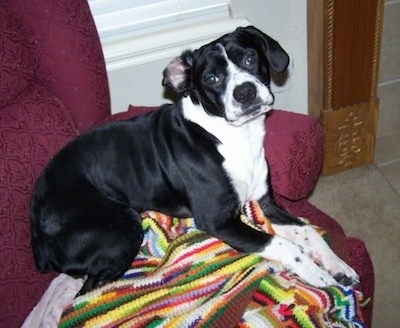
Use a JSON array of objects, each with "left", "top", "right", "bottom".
[
  {"left": 233, "top": 82, "right": 257, "bottom": 106},
  {"left": 232, "top": 82, "right": 274, "bottom": 117}
]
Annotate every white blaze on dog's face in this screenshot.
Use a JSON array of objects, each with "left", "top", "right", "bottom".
[
  {"left": 218, "top": 44, "right": 274, "bottom": 126},
  {"left": 162, "top": 26, "right": 289, "bottom": 126}
]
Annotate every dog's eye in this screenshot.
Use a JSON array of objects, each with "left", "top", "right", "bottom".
[
  {"left": 205, "top": 74, "right": 219, "bottom": 85},
  {"left": 244, "top": 53, "right": 257, "bottom": 66}
]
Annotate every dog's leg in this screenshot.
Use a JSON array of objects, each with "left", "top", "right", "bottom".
[
  {"left": 75, "top": 206, "right": 144, "bottom": 295},
  {"left": 198, "top": 208, "right": 350, "bottom": 287},
  {"left": 270, "top": 223, "right": 359, "bottom": 286},
  {"left": 193, "top": 203, "right": 338, "bottom": 287},
  {"left": 258, "top": 193, "right": 359, "bottom": 286},
  {"left": 258, "top": 234, "right": 339, "bottom": 287}
]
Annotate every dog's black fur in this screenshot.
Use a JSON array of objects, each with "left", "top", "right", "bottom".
[{"left": 31, "top": 26, "right": 357, "bottom": 295}]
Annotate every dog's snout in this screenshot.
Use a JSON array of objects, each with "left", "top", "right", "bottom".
[{"left": 233, "top": 82, "right": 257, "bottom": 105}]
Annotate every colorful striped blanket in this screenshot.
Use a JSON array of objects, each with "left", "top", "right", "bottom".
[{"left": 59, "top": 202, "right": 365, "bottom": 328}]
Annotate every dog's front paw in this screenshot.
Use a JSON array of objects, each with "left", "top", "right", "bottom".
[
  {"left": 320, "top": 259, "right": 360, "bottom": 288},
  {"left": 274, "top": 224, "right": 360, "bottom": 287},
  {"left": 298, "top": 257, "right": 360, "bottom": 288},
  {"left": 297, "top": 262, "right": 339, "bottom": 288},
  {"left": 259, "top": 235, "right": 339, "bottom": 288},
  {"left": 320, "top": 252, "right": 360, "bottom": 287},
  {"left": 299, "top": 261, "right": 359, "bottom": 288},
  {"left": 333, "top": 272, "right": 360, "bottom": 286}
]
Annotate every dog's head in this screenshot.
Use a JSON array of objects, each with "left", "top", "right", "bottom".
[{"left": 163, "top": 26, "right": 289, "bottom": 126}]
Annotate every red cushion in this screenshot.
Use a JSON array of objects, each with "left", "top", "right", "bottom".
[
  {"left": 265, "top": 110, "right": 324, "bottom": 201},
  {"left": 0, "top": 83, "right": 78, "bottom": 327}
]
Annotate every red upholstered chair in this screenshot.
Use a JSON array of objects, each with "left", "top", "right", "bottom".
[{"left": 0, "top": 0, "right": 374, "bottom": 326}]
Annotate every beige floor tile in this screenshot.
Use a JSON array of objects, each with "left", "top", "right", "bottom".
[
  {"left": 377, "top": 82, "right": 400, "bottom": 138},
  {"left": 378, "top": 160, "right": 400, "bottom": 194},
  {"left": 375, "top": 132, "right": 400, "bottom": 166}
]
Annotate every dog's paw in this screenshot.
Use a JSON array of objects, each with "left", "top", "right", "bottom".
[
  {"left": 320, "top": 252, "right": 360, "bottom": 287},
  {"left": 329, "top": 260, "right": 360, "bottom": 286},
  {"left": 300, "top": 263, "right": 360, "bottom": 288},
  {"left": 333, "top": 272, "right": 360, "bottom": 286},
  {"left": 259, "top": 235, "right": 339, "bottom": 288},
  {"left": 310, "top": 256, "right": 359, "bottom": 287},
  {"left": 298, "top": 258, "right": 360, "bottom": 288},
  {"left": 296, "top": 262, "right": 339, "bottom": 288},
  {"left": 272, "top": 224, "right": 360, "bottom": 287}
]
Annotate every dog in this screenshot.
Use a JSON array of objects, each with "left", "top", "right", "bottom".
[{"left": 30, "top": 26, "right": 359, "bottom": 295}]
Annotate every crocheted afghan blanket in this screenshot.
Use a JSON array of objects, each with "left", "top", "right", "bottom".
[{"left": 59, "top": 201, "right": 365, "bottom": 328}]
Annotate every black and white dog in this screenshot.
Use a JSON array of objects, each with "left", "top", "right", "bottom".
[{"left": 30, "top": 26, "right": 359, "bottom": 295}]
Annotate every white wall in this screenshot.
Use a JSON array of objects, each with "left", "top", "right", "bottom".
[{"left": 104, "top": 0, "right": 308, "bottom": 114}]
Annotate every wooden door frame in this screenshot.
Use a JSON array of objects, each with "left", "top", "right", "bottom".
[
  {"left": 307, "top": 0, "right": 325, "bottom": 121},
  {"left": 307, "top": 0, "right": 384, "bottom": 175}
]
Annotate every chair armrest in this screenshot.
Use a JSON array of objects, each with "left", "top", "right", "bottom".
[{"left": 265, "top": 110, "right": 324, "bottom": 201}]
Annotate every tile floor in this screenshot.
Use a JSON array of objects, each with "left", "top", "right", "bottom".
[
  {"left": 375, "top": 132, "right": 400, "bottom": 167},
  {"left": 375, "top": 132, "right": 400, "bottom": 194}
]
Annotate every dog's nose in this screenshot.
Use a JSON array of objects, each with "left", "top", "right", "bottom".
[{"left": 233, "top": 82, "right": 257, "bottom": 105}]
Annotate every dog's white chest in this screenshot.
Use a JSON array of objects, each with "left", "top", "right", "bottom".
[
  {"left": 217, "top": 120, "right": 269, "bottom": 204},
  {"left": 182, "top": 98, "right": 269, "bottom": 205}
]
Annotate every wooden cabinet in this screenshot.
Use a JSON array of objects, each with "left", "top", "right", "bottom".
[{"left": 308, "top": 0, "right": 384, "bottom": 175}]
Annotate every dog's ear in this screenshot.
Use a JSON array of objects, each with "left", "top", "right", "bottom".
[
  {"left": 162, "top": 50, "right": 194, "bottom": 94},
  {"left": 237, "top": 26, "right": 289, "bottom": 73}
]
